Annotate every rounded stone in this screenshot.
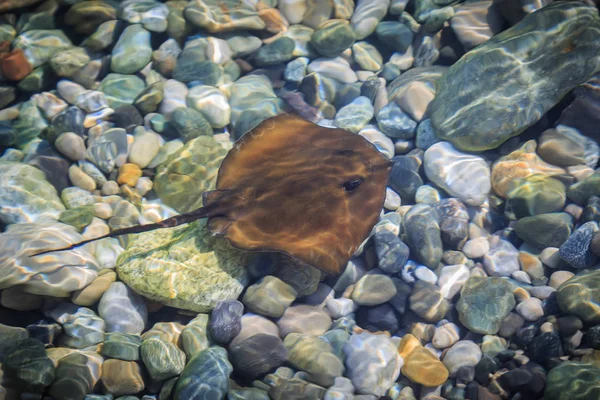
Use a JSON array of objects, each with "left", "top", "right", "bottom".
[
  {"left": 209, "top": 300, "right": 243, "bottom": 344},
  {"left": 557, "top": 270, "right": 600, "bottom": 324},
  {"left": 442, "top": 340, "right": 482, "bottom": 377},
  {"left": 277, "top": 305, "right": 332, "bottom": 338},
  {"left": 111, "top": 24, "right": 152, "bottom": 74},
  {"left": 140, "top": 337, "right": 186, "bottom": 381},
  {"left": 229, "top": 334, "right": 288, "bottom": 381},
  {"left": 402, "top": 345, "right": 449, "bottom": 387},
  {"left": 101, "top": 359, "right": 144, "bottom": 397},
  {"left": 310, "top": 19, "right": 355, "bottom": 57},
  {"left": 351, "top": 274, "right": 397, "bottom": 306},
  {"left": 243, "top": 276, "right": 298, "bottom": 318},
  {"left": 456, "top": 277, "right": 516, "bottom": 335},
  {"left": 98, "top": 282, "right": 148, "bottom": 335}
]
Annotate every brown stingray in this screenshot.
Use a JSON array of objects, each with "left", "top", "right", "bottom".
[{"left": 33, "top": 113, "right": 392, "bottom": 275}]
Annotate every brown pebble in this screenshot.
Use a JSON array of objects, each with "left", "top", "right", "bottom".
[
  {"left": 0, "top": 42, "right": 33, "bottom": 81},
  {"left": 101, "top": 359, "right": 145, "bottom": 396}
]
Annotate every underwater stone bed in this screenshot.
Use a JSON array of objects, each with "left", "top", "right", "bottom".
[{"left": 1, "top": 0, "right": 600, "bottom": 399}]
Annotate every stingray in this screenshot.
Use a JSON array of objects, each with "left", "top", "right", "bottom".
[{"left": 33, "top": 113, "right": 392, "bottom": 275}]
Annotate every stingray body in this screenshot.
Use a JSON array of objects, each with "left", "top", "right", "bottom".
[{"left": 34, "top": 113, "right": 392, "bottom": 275}]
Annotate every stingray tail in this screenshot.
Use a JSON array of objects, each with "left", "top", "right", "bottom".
[{"left": 29, "top": 204, "right": 220, "bottom": 257}]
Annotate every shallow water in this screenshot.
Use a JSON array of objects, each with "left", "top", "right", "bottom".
[{"left": 1, "top": 0, "right": 600, "bottom": 399}]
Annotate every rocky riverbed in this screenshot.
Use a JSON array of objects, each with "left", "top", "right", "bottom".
[{"left": 1, "top": 0, "right": 600, "bottom": 399}]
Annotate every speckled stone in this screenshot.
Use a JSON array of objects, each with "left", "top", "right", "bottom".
[
  {"left": 116, "top": 219, "right": 248, "bottom": 312},
  {"left": 456, "top": 277, "right": 516, "bottom": 334}
]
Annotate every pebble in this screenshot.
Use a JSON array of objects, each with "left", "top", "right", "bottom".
[
  {"left": 516, "top": 297, "right": 544, "bottom": 321},
  {"left": 351, "top": 0, "right": 391, "bottom": 40},
  {"left": 409, "top": 281, "right": 450, "bottom": 323},
  {"left": 334, "top": 96, "right": 374, "bottom": 133},
  {"left": 548, "top": 270, "right": 574, "bottom": 289},
  {"left": 432, "top": 322, "right": 461, "bottom": 349},
  {"left": 230, "top": 314, "right": 280, "bottom": 347},
  {"left": 242, "top": 276, "right": 297, "bottom": 318},
  {"left": 229, "top": 333, "right": 288, "bottom": 381},
  {"left": 284, "top": 333, "right": 345, "bottom": 387},
  {"left": 351, "top": 274, "right": 397, "bottom": 306},
  {"left": 343, "top": 332, "right": 402, "bottom": 396},
  {"left": 72, "top": 269, "right": 117, "bottom": 306},
  {"left": 98, "top": 282, "right": 147, "bottom": 335},
  {"left": 186, "top": 85, "right": 231, "bottom": 128},
  {"left": 117, "top": 163, "right": 142, "bottom": 187},
  {"left": 559, "top": 221, "right": 598, "bottom": 269},
  {"left": 48, "top": 352, "right": 102, "bottom": 400},
  {"left": 111, "top": 25, "right": 152, "bottom": 74},
  {"left": 462, "top": 237, "right": 490, "bottom": 259},
  {"left": 402, "top": 343, "right": 449, "bottom": 387},
  {"left": 307, "top": 56, "right": 358, "bottom": 83},
  {"left": 311, "top": 19, "right": 356, "bottom": 57},
  {"left": 173, "top": 347, "right": 232, "bottom": 400},
  {"left": 140, "top": 336, "right": 186, "bottom": 381},
  {"left": 325, "top": 298, "right": 357, "bottom": 319},
  {"left": 442, "top": 340, "right": 482, "bottom": 377},
  {"left": 209, "top": 300, "right": 243, "bottom": 344},
  {"left": 101, "top": 359, "right": 145, "bottom": 397},
  {"left": 424, "top": 141, "right": 490, "bottom": 206},
  {"left": 437, "top": 264, "right": 470, "bottom": 299},
  {"left": 404, "top": 204, "right": 443, "bottom": 268},
  {"left": 100, "top": 332, "right": 142, "bottom": 361},
  {"left": 483, "top": 238, "right": 520, "bottom": 277},
  {"left": 68, "top": 165, "right": 96, "bottom": 191},
  {"left": 277, "top": 305, "right": 332, "bottom": 338}
]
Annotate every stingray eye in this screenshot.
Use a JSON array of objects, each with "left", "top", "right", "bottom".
[{"left": 343, "top": 178, "right": 364, "bottom": 192}]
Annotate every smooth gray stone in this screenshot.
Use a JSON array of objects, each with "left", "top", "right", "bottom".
[{"left": 430, "top": 2, "right": 600, "bottom": 151}]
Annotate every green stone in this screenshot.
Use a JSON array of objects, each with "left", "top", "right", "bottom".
[
  {"left": 13, "top": 29, "right": 72, "bottom": 68},
  {"left": 173, "top": 55, "right": 224, "bottom": 85},
  {"left": 99, "top": 73, "right": 146, "bottom": 109},
  {"left": 222, "top": 31, "right": 262, "bottom": 57},
  {"left": 12, "top": 100, "right": 48, "bottom": 147},
  {"left": 140, "top": 337, "right": 186, "bottom": 381},
  {"left": 49, "top": 47, "right": 90, "bottom": 77},
  {"left": 242, "top": 276, "right": 297, "bottom": 318},
  {"left": 184, "top": 0, "right": 265, "bottom": 32},
  {"left": 16, "top": 0, "right": 58, "bottom": 32},
  {"left": 545, "top": 362, "right": 600, "bottom": 400},
  {"left": 111, "top": 24, "right": 152, "bottom": 74},
  {"left": 133, "top": 82, "right": 164, "bottom": 115},
  {"left": 58, "top": 205, "right": 94, "bottom": 231},
  {"left": 252, "top": 37, "right": 295, "bottom": 67},
  {"left": 351, "top": 41, "right": 383, "bottom": 72},
  {"left": 430, "top": 2, "right": 600, "bottom": 151},
  {"left": 85, "top": 20, "right": 119, "bottom": 52},
  {"left": 4, "top": 338, "right": 55, "bottom": 391},
  {"left": 116, "top": 219, "right": 249, "bottom": 312},
  {"left": 505, "top": 175, "right": 566, "bottom": 219},
  {"left": 153, "top": 135, "right": 230, "bottom": 213},
  {"left": 376, "top": 21, "right": 413, "bottom": 53},
  {"left": 228, "top": 75, "right": 284, "bottom": 139},
  {"left": 311, "top": 19, "right": 355, "bottom": 57},
  {"left": 167, "top": 107, "right": 213, "bottom": 142},
  {"left": 557, "top": 270, "right": 600, "bottom": 324},
  {"left": 568, "top": 171, "right": 600, "bottom": 205},
  {"left": 456, "top": 277, "right": 516, "bottom": 334},
  {"left": 283, "top": 24, "right": 317, "bottom": 58},
  {"left": 0, "top": 324, "right": 28, "bottom": 361},
  {"left": 100, "top": 332, "right": 142, "bottom": 361},
  {"left": 0, "top": 24, "right": 16, "bottom": 42},
  {"left": 166, "top": 0, "right": 192, "bottom": 43},
  {"left": 180, "top": 314, "right": 211, "bottom": 359},
  {"left": 283, "top": 333, "right": 345, "bottom": 387},
  {"left": 0, "top": 161, "right": 64, "bottom": 224},
  {"left": 17, "top": 64, "right": 56, "bottom": 93},
  {"left": 513, "top": 212, "right": 573, "bottom": 249},
  {"left": 64, "top": 1, "right": 117, "bottom": 35},
  {"left": 49, "top": 352, "right": 103, "bottom": 400},
  {"left": 174, "top": 347, "right": 232, "bottom": 400}
]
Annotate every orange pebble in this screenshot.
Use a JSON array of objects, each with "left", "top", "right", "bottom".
[{"left": 117, "top": 163, "right": 142, "bottom": 187}]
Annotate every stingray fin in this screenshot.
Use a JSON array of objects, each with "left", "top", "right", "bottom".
[
  {"left": 202, "top": 190, "right": 228, "bottom": 207},
  {"left": 208, "top": 217, "right": 233, "bottom": 236}
]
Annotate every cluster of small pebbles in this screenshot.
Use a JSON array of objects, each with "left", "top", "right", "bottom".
[{"left": 1, "top": 0, "right": 600, "bottom": 400}]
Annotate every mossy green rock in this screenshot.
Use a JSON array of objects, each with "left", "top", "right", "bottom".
[
  {"left": 456, "top": 277, "right": 516, "bottom": 334},
  {"left": 12, "top": 100, "right": 48, "bottom": 147},
  {"left": 167, "top": 107, "right": 213, "bottom": 142},
  {"left": 174, "top": 346, "right": 232, "bottom": 400},
  {"left": 59, "top": 205, "right": 95, "bottom": 231},
  {"left": 153, "top": 135, "right": 230, "bottom": 213},
  {"left": 116, "top": 219, "right": 248, "bottom": 312},
  {"left": 513, "top": 212, "right": 573, "bottom": 249},
  {"left": 140, "top": 337, "right": 186, "bottom": 381},
  {"left": 0, "top": 161, "right": 65, "bottom": 224},
  {"left": 568, "top": 171, "right": 600, "bottom": 205},
  {"left": 310, "top": 19, "right": 355, "bottom": 57},
  {"left": 13, "top": 29, "right": 72, "bottom": 68},
  {"left": 252, "top": 37, "right": 295, "bottom": 67},
  {"left": 111, "top": 24, "right": 152, "bottom": 74},
  {"left": 99, "top": 73, "right": 146, "bottom": 109},
  {"left": 505, "top": 175, "right": 566, "bottom": 219},
  {"left": 430, "top": 2, "right": 600, "bottom": 151},
  {"left": 545, "top": 362, "right": 600, "bottom": 400},
  {"left": 557, "top": 270, "right": 600, "bottom": 324},
  {"left": 4, "top": 338, "right": 55, "bottom": 392},
  {"left": 101, "top": 332, "right": 142, "bottom": 361}
]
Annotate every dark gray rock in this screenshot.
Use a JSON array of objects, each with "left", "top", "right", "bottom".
[
  {"left": 513, "top": 212, "right": 573, "bottom": 249},
  {"left": 388, "top": 156, "right": 423, "bottom": 203},
  {"left": 404, "top": 204, "right": 442, "bottom": 268},
  {"left": 228, "top": 334, "right": 287, "bottom": 381},
  {"left": 209, "top": 300, "right": 243, "bottom": 344},
  {"left": 374, "top": 230, "right": 409, "bottom": 275},
  {"left": 430, "top": 2, "right": 600, "bottom": 151},
  {"left": 356, "top": 303, "right": 399, "bottom": 333},
  {"left": 109, "top": 105, "right": 143, "bottom": 133},
  {"left": 559, "top": 221, "right": 598, "bottom": 269}
]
